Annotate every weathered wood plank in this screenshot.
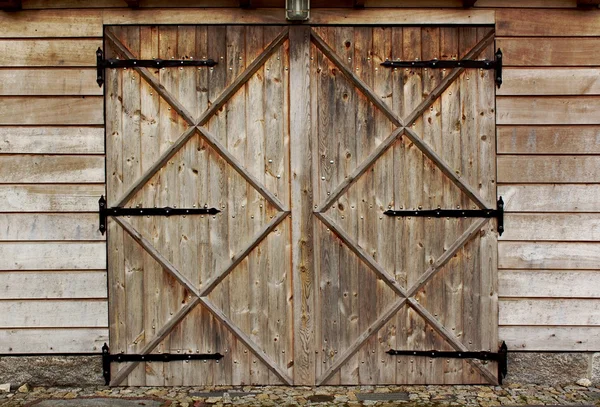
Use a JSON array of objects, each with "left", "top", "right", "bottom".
[
  {"left": 0, "top": 184, "right": 104, "bottom": 212},
  {"left": 0, "top": 213, "right": 102, "bottom": 241},
  {"left": 497, "top": 97, "right": 600, "bottom": 125},
  {"left": 0, "top": 328, "right": 109, "bottom": 353},
  {"left": 499, "top": 184, "right": 600, "bottom": 212},
  {"left": 501, "top": 213, "right": 600, "bottom": 241},
  {"left": 500, "top": 299, "right": 600, "bottom": 325},
  {"left": 499, "top": 69, "right": 600, "bottom": 96},
  {"left": 0, "top": 271, "right": 107, "bottom": 299},
  {"left": 0, "top": 97, "right": 103, "bottom": 125},
  {"left": 0, "top": 40, "right": 100, "bottom": 66},
  {"left": 0, "top": 69, "right": 101, "bottom": 96},
  {"left": 0, "top": 155, "right": 104, "bottom": 183},
  {"left": 0, "top": 300, "right": 107, "bottom": 328},
  {"left": 497, "top": 126, "right": 600, "bottom": 154},
  {"left": 497, "top": 38, "right": 600, "bottom": 66},
  {"left": 496, "top": 9, "right": 600, "bottom": 37},
  {"left": 499, "top": 242, "right": 600, "bottom": 269},
  {"left": 499, "top": 326, "right": 600, "bottom": 351},
  {"left": 499, "top": 270, "right": 600, "bottom": 298},
  {"left": 476, "top": 0, "right": 574, "bottom": 7},
  {"left": 0, "top": 9, "right": 102, "bottom": 37},
  {"left": 0, "top": 242, "right": 106, "bottom": 270},
  {"left": 0, "top": 127, "right": 104, "bottom": 154},
  {"left": 498, "top": 155, "right": 600, "bottom": 183}
]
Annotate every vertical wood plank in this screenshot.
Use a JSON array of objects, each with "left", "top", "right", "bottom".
[{"left": 290, "top": 25, "right": 314, "bottom": 386}]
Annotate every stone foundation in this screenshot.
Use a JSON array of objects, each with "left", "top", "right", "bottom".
[{"left": 0, "top": 353, "right": 599, "bottom": 388}]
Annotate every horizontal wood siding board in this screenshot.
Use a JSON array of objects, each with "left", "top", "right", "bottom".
[
  {"left": 0, "top": 69, "right": 102, "bottom": 96},
  {"left": 497, "top": 38, "right": 600, "bottom": 66},
  {"left": 499, "top": 68, "right": 600, "bottom": 96},
  {"left": 0, "top": 184, "right": 105, "bottom": 212},
  {"left": 499, "top": 241, "right": 600, "bottom": 270},
  {"left": 0, "top": 328, "right": 109, "bottom": 353},
  {"left": 501, "top": 213, "right": 600, "bottom": 241},
  {"left": 0, "top": 97, "right": 103, "bottom": 125},
  {"left": 497, "top": 155, "right": 600, "bottom": 183},
  {"left": 500, "top": 326, "right": 600, "bottom": 351},
  {"left": 0, "top": 300, "right": 108, "bottom": 328},
  {"left": 0, "top": 271, "right": 107, "bottom": 299},
  {"left": 499, "top": 299, "right": 600, "bottom": 325},
  {"left": 499, "top": 270, "right": 600, "bottom": 298},
  {"left": 497, "top": 126, "right": 600, "bottom": 154},
  {"left": 497, "top": 97, "right": 600, "bottom": 125},
  {"left": 0, "top": 213, "right": 103, "bottom": 241},
  {"left": 0, "top": 242, "right": 106, "bottom": 270},
  {"left": 0, "top": 127, "right": 104, "bottom": 154},
  {"left": 496, "top": 9, "right": 600, "bottom": 37},
  {"left": 0, "top": 155, "right": 104, "bottom": 183},
  {"left": 499, "top": 184, "right": 600, "bottom": 212},
  {"left": 0, "top": 40, "right": 100, "bottom": 66}
]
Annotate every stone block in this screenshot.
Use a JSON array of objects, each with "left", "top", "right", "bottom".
[
  {"left": 504, "top": 352, "right": 590, "bottom": 386},
  {"left": 592, "top": 353, "right": 600, "bottom": 385},
  {"left": 0, "top": 356, "right": 103, "bottom": 388}
]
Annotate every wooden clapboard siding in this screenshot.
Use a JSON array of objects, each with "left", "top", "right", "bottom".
[
  {"left": 497, "top": 97, "right": 600, "bottom": 125},
  {"left": 0, "top": 300, "right": 107, "bottom": 327},
  {"left": 501, "top": 213, "right": 600, "bottom": 241},
  {"left": 499, "top": 184, "right": 600, "bottom": 212},
  {"left": 499, "top": 242, "right": 600, "bottom": 270},
  {"left": 498, "top": 155, "right": 600, "bottom": 183},
  {"left": 0, "top": 242, "right": 106, "bottom": 270},
  {"left": 0, "top": 271, "right": 107, "bottom": 299},
  {"left": 0, "top": 213, "right": 102, "bottom": 241},
  {"left": 0, "top": 69, "right": 102, "bottom": 96},
  {"left": 500, "top": 299, "right": 600, "bottom": 325},
  {"left": 497, "top": 38, "right": 600, "bottom": 66},
  {"left": 499, "top": 270, "right": 600, "bottom": 298},
  {"left": 0, "top": 127, "right": 104, "bottom": 154},
  {"left": 500, "top": 326, "right": 600, "bottom": 351},
  {"left": 496, "top": 9, "right": 600, "bottom": 37},
  {"left": 0, "top": 184, "right": 104, "bottom": 212},
  {"left": 499, "top": 69, "right": 600, "bottom": 96},
  {"left": 0, "top": 97, "right": 103, "bottom": 125},
  {"left": 497, "top": 126, "right": 600, "bottom": 154},
  {"left": 0, "top": 155, "right": 104, "bottom": 183},
  {"left": 0, "top": 40, "right": 100, "bottom": 66},
  {"left": 0, "top": 328, "right": 108, "bottom": 353}
]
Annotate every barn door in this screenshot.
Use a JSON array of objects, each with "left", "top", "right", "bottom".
[
  {"left": 308, "top": 26, "right": 499, "bottom": 385},
  {"left": 104, "top": 24, "right": 498, "bottom": 386}
]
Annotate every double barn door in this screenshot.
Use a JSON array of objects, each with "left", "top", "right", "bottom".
[{"left": 105, "top": 24, "right": 498, "bottom": 386}]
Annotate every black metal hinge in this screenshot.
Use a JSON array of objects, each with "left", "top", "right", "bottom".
[
  {"left": 383, "top": 197, "right": 504, "bottom": 236},
  {"left": 387, "top": 341, "right": 508, "bottom": 384},
  {"left": 102, "top": 343, "right": 223, "bottom": 385},
  {"left": 96, "top": 47, "right": 218, "bottom": 87},
  {"left": 98, "top": 196, "right": 220, "bottom": 235},
  {"left": 381, "top": 48, "right": 503, "bottom": 88}
]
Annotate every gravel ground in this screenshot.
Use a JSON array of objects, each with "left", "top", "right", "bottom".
[{"left": 1, "top": 383, "right": 599, "bottom": 407}]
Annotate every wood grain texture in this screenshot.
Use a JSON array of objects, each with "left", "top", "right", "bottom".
[
  {"left": 497, "top": 97, "right": 600, "bottom": 125},
  {"left": 497, "top": 38, "right": 600, "bottom": 66},
  {"left": 0, "top": 40, "right": 100, "bottom": 66},
  {"left": 0, "top": 9, "right": 102, "bottom": 37},
  {"left": 500, "top": 326, "right": 600, "bottom": 351},
  {"left": 0, "top": 127, "right": 104, "bottom": 154},
  {"left": 499, "top": 69, "right": 600, "bottom": 96},
  {"left": 0, "top": 69, "right": 101, "bottom": 95},
  {"left": 0, "top": 300, "right": 107, "bottom": 328},
  {"left": 500, "top": 299, "right": 600, "bottom": 325},
  {"left": 496, "top": 9, "right": 600, "bottom": 37},
  {"left": 499, "top": 184, "right": 600, "bottom": 212},
  {"left": 501, "top": 213, "right": 600, "bottom": 241},
  {"left": 0, "top": 97, "right": 103, "bottom": 125},
  {"left": 498, "top": 155, "right": 600, "bottom": 183},
  {"left": 0, "top": 213, "right": 102, "bottom": 241},
  {"left": 0, "top": 242, "right": 106, "bottom": 270},
  {"left": 0, "top": 155, "right": 104, "bottom": 183},
  {"left": 0, "top": 328, "right": 108, "bottom": 353},
  {"left": 499, "top": 242, "right": 600, "bottom": 269},
  {"left": 499, "top": 270, "right": 600, "bottom": 298},
  {"left": 0, "top": 184, "right": 104, "bottom": 212},
  {"left": 497, "top": 126, "right": 600, "bottom": 154},
  {"left": 0, "top": 271, "right": 107, "bottom": 299}
]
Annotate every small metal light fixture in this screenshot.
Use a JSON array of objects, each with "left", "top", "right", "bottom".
[{"left": 286, "top": 0, "right": 310, "bottom": 21}]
